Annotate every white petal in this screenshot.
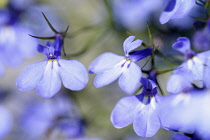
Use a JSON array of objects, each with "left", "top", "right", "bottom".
[{"left": 36, "top": 60, "right": 61, "bottom": 98}]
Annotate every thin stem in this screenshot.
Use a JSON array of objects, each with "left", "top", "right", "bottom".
[{"left": 42, "top": 12, "right": 58, "bottom": 34}]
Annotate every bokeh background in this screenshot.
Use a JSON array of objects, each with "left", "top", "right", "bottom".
[{"left": 0, "top": 0, "right": 207, "bottom": 140}]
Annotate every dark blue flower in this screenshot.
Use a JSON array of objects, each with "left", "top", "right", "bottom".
[
  {"left": 160, "top": 0, "right": 195, "bottom": 24},
  {"left": 111, "top": 78, "right": 163, "bottom": 137},
  {"left": 16, "top": 36, "right": 88, "bottom": 98},
  {"left": 89, "top": 36, "right": 152, "bottom": 95}
]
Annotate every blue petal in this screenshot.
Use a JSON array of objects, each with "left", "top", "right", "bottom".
[
  {"left": 89, "top": 52, "right": 124, "bottom": 74},
  {"left": 36, "top": 60, "right": 61, "bottom": 98},
  {"left": 16, "top": 61, "right": 47, "bottom": 91},
  {"left": 129, "top": 47, "right": 152, "bottom": 62},
  {"left": 167, "top": 64, "right": 192, "bottom": 93},
  {"left": 191, "top": 57, "right": 204, "bottom": 80},
  {"left": 141, "top": 77, "right": 157, "bottom": 90},
  {"left": 54, "top": 35, "right": 63, "bottom": 57},
  {"left": 172, "top": 37, "right": 191, "bottom": 54},
  {"left": 133, "top": 98, "right": 160, "bottom": 137},
  {"left": 111, "top": 95, "right": 142, "bottom": 128},
  {"left": 164, "top": 0, "right": 176, "bottom": 12},
  {"left": 126, "top": 39, "right": 142, "bottom": 54},
  {"left": 118, "top": 63, "right": 142, "bottom": 95},
  {"left": 159, "top": 0, "right": 195, "bottom": 24},
  {"left": 59, "top": 59, "right": 88, "bottom": 90},
  {"left": 196, "top": 50, "right": 210, "bottom": 64},
  {"left": 123, "top": 36, "right": 136, "bottom": 55},
  {"left": 37, "top": 44, "right": 48, "bottom": 55},
  {"left": 94, "top": 65, "right": 123, "bottom": 88},
  {"left": 54, "top": 35, "right": 63, "bottom": 51}
]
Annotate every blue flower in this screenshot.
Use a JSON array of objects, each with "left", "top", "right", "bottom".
[
  {"left": 167, "top": 37, "right": 210, "bottom": 93},
  {"left": 16, "top": 36, "right": 88, "bottom": 98},
  {"left": 89, "top": 36, "right": 152, "bottom": 95},
  {"left": 159, "top": 88, "right": 210, "bottom": 139},
  {"left": 160, "top": 0, "right": 195, "bottom": 24},
  {"left": 0, "top": 25, "right": 37, "bottom": 75},
  {"left": 111, "top": 78, "right": 163, "bottom": 137}
]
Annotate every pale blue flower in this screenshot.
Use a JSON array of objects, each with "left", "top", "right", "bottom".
[
  {"left": 16, "top": 36, "right": 88, "bottom": 98},
  {"left": 167, "top": 37, "right": 210, "bottom": 93},
  {"left": 111, "top": 78, "right": 163, "bottom": 137},
  {"left": 89, "top": 36, "right": 152, "bottom": 95}
]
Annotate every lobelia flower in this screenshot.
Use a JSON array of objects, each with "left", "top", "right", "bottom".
[
  {"left": 159, "top": 88, "right": 210, "bottom": 139},
  {"left": 16, "top": 35, "right": 88, "bottom": 98},
  {"left": 167, "top": 37, "right": 210, "bottom": 93},
  {"left": 89, "top": 36, "right": 152, "bottom": 95},
  {"left": 111, "top": 78, "right": 163, "bottom": 137},
  {"left": 159, "top": 0, "right": 195, "bottom": 24}
]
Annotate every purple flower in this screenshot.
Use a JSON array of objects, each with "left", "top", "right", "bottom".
[
  {"left": 167, "top": 37, "right": 210, "bottom": 93},
  {"left": 89, "top": 36, "right": 152, "bottom": 95},
  {"left": 160, "top": 0, "right": 195, "bottom": 24},
  {"left": 111, "top": 78, "right": 163, "bottom": 137},
  {"left": 16, "top": 36, "right": 88, "bottom": 98}
]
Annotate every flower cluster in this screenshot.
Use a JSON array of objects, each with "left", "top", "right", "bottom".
[{"left": 3, "top": 0, "right": 210, "bottom": 139}]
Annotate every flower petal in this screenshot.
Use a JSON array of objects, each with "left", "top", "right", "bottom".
[
  {"left": 129, "top": 47, "right": 152, "bottom": 62},
  {"left": 16, "top": 61, "right": 47, "bottom": 91},
  {"left": 126, "top": 39, "right": 143, "bottom": 54},
  {"left": 123, "top": 36, "right": 142, "bottom": 55},
  {"left": 59, "top": 59, "right": 88, "bottom": 91},
  {"left": 204, "top": 58, "right": 210, "bottom": 88},
  {"left": 133, "top": 100, "right": 160, "bottom": 137},
  {"left": 167, "top": 65, "right": 192, "bottom": 93},
  {"left": 89, "top": 52, "right": 123, "bottom": 74},
  {"left": 94, "top": 65, "right": 123, "bottom": 88},
  {"left": 118, "top": 63, "right": 141, "bottom": 95},
  {"left": 172, "top": 37, "right": 191, "bottom": 54},
  {"left": 191, "top": 56, "right": 204, "bottom": 80},
  {"left": 36, "top": 60, "right": 61, "bottom": 98},
  {"left": 160, "top": 0, "right": 195, "bottom": 24},
  {"left": 111, "top": 95, "right": 143, "bottom": 128}
]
